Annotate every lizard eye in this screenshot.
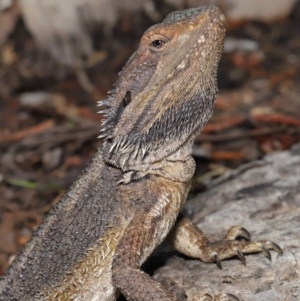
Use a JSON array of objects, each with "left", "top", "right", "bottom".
[
  {"left": 152, "top": 40, "right": 164, "bottom": 48},
  {"left": 148, "top": 34, "right": 169, "bottom": 52},
  {"left": 149, "top": 39, "right": 166, "bottom": 52}
]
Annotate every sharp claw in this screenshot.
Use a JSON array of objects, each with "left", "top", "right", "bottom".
[
  {"left": 236, "top": 249, "right": 246, "bottom": 265},
  {"left": 261, "top": 245, "right": 272, "bottom": 261},
  {"left": 239, "top": 227, "right": 251, "bottom": 241},
  {"left": 224, "top": 293, "right": 240, "bottom": 301},
  {"left": 214, "top": 254, "right": 223, "bottom": 270},
  {"left": 270, "top": 241, "right": 283, "bottom": 255}
]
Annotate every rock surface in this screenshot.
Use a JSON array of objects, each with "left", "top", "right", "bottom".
[{"left": 154, "top": 143, "right": 300, "bottom": 301}]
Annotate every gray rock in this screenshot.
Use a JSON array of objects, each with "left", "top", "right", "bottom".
[{"left": 154, "top": 143, "right": 300, "bottom": 301}]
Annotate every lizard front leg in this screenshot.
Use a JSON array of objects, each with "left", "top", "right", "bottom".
[
  {"left": 112, "top": 207, "right": 239, "bottom": 301},
  {"left": 168, "top": 214, "right": 283, "bottom": 269},
  {"left": 112, "top": 179, "right": 238, "bottom": 301},
  {"left": 112, "top": 213, "right": 178, "bottom": 301}
]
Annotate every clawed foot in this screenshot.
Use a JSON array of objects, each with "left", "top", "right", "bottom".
[
  {"left": 169, "top": 219, "right": 283, "bottom": 301},
  {"left": 194, "top": 293, "right": 240, "bottom": 301},
  {"left": 207, "top": 226, "right": 283, "bottom": 269}
]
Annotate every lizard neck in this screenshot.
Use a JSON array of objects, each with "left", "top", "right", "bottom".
[
  {"left": 108, "top": 135, "right": 197, "bottom": 184},
  {"left": 117, "top": 155, "right": 196, "bottom": 184}
]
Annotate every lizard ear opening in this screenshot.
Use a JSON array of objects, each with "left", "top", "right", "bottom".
[
  {"left": 116, "top": 91, "right": 132, "bottom": 120},
  {"left": 123, "top": 91, "right": 131, "bottom": 109}
]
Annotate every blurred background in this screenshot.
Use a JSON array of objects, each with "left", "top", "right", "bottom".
[{"left": 0, "top": 0, "right": 300, "bottom": 274}]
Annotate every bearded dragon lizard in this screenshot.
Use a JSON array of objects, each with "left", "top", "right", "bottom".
[{"left": 0, "top": 5, "right": 282, "bottom": 301}]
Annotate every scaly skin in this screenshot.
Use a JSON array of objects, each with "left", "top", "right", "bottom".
[{"left": 0, "top": 5, "right": 282, "bottom": 301}]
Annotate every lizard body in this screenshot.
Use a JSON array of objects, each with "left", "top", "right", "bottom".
[{"left": 0, "top": 5, "right": 282, "bottom": 301}]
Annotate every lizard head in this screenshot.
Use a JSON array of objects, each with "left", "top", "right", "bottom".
[{"left": 101, "top": 5, "right": 226, "bottom": 173}]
